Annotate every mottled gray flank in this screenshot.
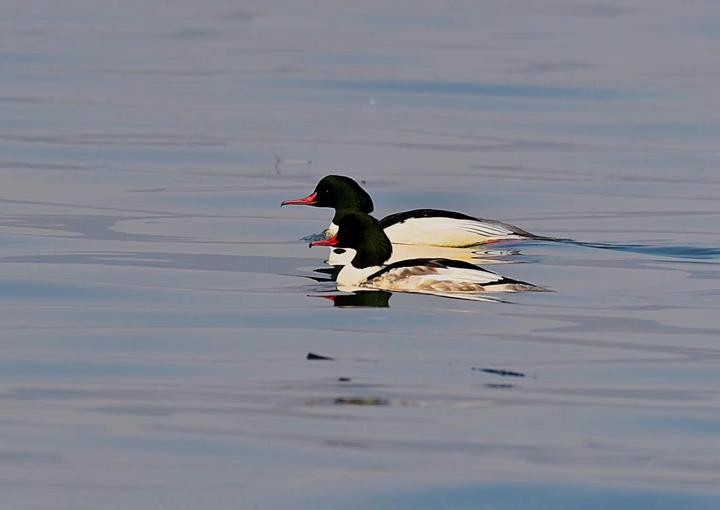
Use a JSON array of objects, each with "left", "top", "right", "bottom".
[{"left": 1, "top": 1, "right": 720, "bottom": 509}]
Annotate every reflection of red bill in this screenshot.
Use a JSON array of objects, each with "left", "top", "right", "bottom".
[
  {"left": 281, "top": 191, "right": 318, "bottom": 206},
  {"left": 306, "top": 294, "right": 339, "bottom": 304}
]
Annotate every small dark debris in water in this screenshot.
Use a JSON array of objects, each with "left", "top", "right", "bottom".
[
  {"left": 473, "top": 367, "right": 525, "bottom": 377},
  {"left": 484, "top": 383, "right": 514, "bottom": 389},
  {"left": 307, "top": 352, "right": 334, "bottom": 360},
  {"left": 360, "top": 179, "right": 367, "bottom": 185},
  {"left": 273, "top": 154, "right": 312, "bottom": 174},
  {"left": 338, "top": 377, "right": 351, "bottom": 382},
  {"left": 333, "top": 397, "right": 388, "bottom": 406}
]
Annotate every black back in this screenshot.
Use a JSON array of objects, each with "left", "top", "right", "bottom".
[{"left": 379, "top": 209, "right": 480, "bottom": 228}]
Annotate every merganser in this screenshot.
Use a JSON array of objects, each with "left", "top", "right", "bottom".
[
  {"left": 311, "top": 212, "right": 544, "bottom": 299},
  {"left": 282, "top": 175, "right": 544, "bottom": 247}
]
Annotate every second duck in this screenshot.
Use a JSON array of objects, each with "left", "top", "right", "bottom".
[
  {"left": 310, "top": 212, "right": 545, "bottom": 300},
  {"left": 282, "top": 175, "right": 545, "bottom": 247}
]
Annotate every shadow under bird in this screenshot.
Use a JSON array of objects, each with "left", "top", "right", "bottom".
[
  {"left": 310, "top": 212, "right": 546, "bottom": 301},
  {"left": 282, "top": 175, "right": 549, "bottom": 247}
]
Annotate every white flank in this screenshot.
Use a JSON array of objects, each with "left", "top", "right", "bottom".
[
  {"left": 363, "top": 264, "right": 536, "bottom": 294},
  {"left": 382, "top": 217, "right": 525, "bottom": 247}
]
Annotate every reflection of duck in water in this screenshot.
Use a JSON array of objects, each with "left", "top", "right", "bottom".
[
  {"left": 325, "top": 243, "right": 519, "bottom": 266},
  {"left": 314, "top": 290, "right": 392, "bottom": 308},
  {"left": 311, "top": 212, "right": 545, "bottom": 300},
  {"left": 282, "top": 175, "right": 546, "bottom": 247},
  {"left": 318, "top": 242, "right": 520, "bottom": 286}
]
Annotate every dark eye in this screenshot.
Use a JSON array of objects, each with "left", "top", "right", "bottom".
[{"left": 333, "top": 248, "right": 346, "bottom": 254}]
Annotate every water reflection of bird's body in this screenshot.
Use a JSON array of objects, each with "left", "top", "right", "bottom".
[
  {"left": 282, "top": 175, "right": 548, "bottom": 247},
  {"left": 311, "top": 212, "right": 545, "bottom": 301},
  {"left": 312, "top": 290, "right": 392, "bottom": 308},
  {"left": 325, "top": 243, "right": 518, "bottom": 267}
]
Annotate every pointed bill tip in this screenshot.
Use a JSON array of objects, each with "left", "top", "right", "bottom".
[{"left": 281, "top": 191, "right": 318, "bottom": 207}]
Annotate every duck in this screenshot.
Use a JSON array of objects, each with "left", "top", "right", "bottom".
[
  {"left": 282, "top": 175, "right": 545, "bottom": 247},
  {"left": 310, "top": 211, "right": 545, "bottom": 299}
]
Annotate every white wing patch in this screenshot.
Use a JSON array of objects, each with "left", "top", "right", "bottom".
[{"left": 457, "top": 220, "right": 518, "bottom": 238}]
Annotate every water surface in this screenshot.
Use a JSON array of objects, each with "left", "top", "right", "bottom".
[{"left": 1, "top": 1, "right": 720, "bottom": 508}]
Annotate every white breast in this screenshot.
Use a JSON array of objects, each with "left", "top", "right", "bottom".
[
  {"left": 325, "top": 247, "right": 357, "bottom": 266},
  {"left": 382, "top": 217, "right": 525, "bottom": 247},
  {"left": 336, "top": 263, "right": 384, "bottom": 289},
  {"left": 325, "top": 222, "right": 339, "bottom": 237}
]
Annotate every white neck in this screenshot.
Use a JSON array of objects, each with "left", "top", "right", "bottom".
[
  {"left": 336, "top": 263, "right": 382, "bottom": 288},
  {"left": 326, "top": 222, "right": 339, "bottom": 236},
  {"left": 326, "top": 247, "right": 356, "bottom": 266}
]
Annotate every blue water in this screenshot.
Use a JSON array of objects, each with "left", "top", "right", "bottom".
[
  {"left": 331, "top": 484, "right": 720, "bottom": 510},
  {"left": 1, "top": 1, "right": 720, "bottom": 509},
  {"left": 304, "top": 79, "right": 629, "bottom": 100},
  {"left": 552, "top": 239, "right": 720, "bottom": 260}
]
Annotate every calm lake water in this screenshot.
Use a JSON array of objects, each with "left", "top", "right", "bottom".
[{"left": 2, "top": 1, "right": 720, "bottom": 508}]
